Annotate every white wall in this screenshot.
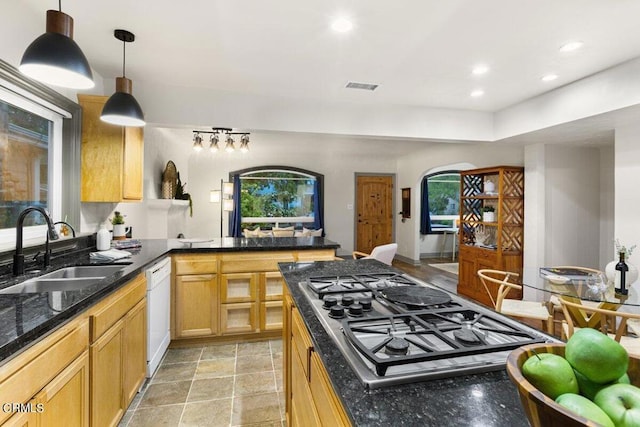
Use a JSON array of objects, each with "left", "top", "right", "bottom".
[
  {"left": 614, "top": 123, "right": 640, "bottom": 267},
  {"left": 395, "top": 143, "right": 525, "bottom": 263}
]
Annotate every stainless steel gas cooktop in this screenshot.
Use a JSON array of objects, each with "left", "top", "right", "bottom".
[{"left": 300, "top": 272, "right": 551, "bottom": 390}]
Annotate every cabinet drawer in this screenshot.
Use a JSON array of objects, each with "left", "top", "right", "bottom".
[
  {"left": 0, "top": 317, "right": 89, "bottom": 425},
  {"left": 90, "top": 274, "right": 146, "bottom": 342},
  {"left": 173, "top": 255, "right": 218, "bottom": 275},
  {"left": 294, "top": 249, "right": 336, "bottom": 262},
  {"left": 220, "top": 252, "right": 295, "bottom": 273}
]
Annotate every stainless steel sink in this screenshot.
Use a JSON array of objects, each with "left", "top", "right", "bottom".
[
  {"left": 39, "top": 265, "right": 125, "bottom": 279},
  {"left": 0, "top": 265, "right": 125, "bottom": 294},
  {"left": 0, "top": 278, "right": 104, "bottom": 294}
]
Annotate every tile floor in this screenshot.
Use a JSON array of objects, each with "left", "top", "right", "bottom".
[{"left": 118, "top": 339, "right": 285, "bottom": 427}]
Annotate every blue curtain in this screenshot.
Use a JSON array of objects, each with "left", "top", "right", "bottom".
[
  {"left": 419, "top": 177, "right": 432, "bottom": 235},
  {"left": 229, "top": 174, "right": 242, "bottom": 237},
  {"left": 312, "top": 179, "right": 324, "bottom": 235}
]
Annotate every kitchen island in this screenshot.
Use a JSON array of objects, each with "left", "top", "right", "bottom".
[{"left": 280, "top": 259, "right": 553, "bottom": 427}]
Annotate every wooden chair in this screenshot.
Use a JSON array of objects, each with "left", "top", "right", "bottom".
[
  {"left": 558, "top": 296, "right": 640, "bottom": 357},
  {"left": 352, "top": 243, "right": 397, "bottom": 266},
  {"left": 477, "top": 269, "right": 554, "bottom": 334},
  {"left": 546, "top": 266, "right": 605, "bottom": 325}
]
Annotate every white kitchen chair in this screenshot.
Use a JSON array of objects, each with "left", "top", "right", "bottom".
[
  {"left": 477, "top": 269, "right": 554, "bottom": 334},
  {"left": 352, "top": 243, "right": 398, "bottom": 266}
]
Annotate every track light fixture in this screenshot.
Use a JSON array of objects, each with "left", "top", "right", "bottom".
[
  {"left": 101, "top": 29, "right": 145, "bottom": 127},
  {"left": 192, "top": 133, "right": 203, "bottom": 152},
  {"left": 20, "top": 1, "right": 94, "bottom": 89},
  {"left": 191, "top": 128, "right": 250, "bottom": 154}
]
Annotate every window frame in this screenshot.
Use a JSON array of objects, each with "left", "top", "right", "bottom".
[
  {"left": 0, "top": 60, "right": 81, "bottom": 249},
  {"left": 420, "top": 170, "right": 461, "bottom": 234},
  {"left": 229, "top": 165, "right": 324, "bottom": 229}
]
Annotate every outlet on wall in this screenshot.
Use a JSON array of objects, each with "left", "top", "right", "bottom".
[{"left": 347, "top": 204, "right": 353, "bottom": 210}]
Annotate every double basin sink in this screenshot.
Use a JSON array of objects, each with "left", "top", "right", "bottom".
[{"left": 0, "top": 265, "right": 125, "bottom": 294}]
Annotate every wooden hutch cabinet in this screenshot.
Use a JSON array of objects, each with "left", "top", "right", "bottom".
[{"left": 458, "top": 166, "right": 524, "bottom": 307}]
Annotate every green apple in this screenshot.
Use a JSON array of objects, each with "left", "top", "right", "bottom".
[
  {"left": 522, "top": 353, "right": 578, "bottom": 399},
  {"left": 556, "top": 393, "right": 614, "bottom": 427},
  {"left": 575, "top": 369, "right": 631, "bottom": 400},
  {"left": 594, "top": 384, "right": 640, "bottom": 427},
  {"left": 565, "top": 328, "right": 628, "bottom": 384}
]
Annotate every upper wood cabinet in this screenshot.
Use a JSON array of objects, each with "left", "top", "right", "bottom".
[{"left": 77, "top": 95, "right": 143, "bottom": 202}]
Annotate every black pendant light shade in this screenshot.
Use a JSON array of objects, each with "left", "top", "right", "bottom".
[
  {"left": 101, "top": 77, "right": 145, "bottom": 127},
  {"left": 20, "top": 10, "right": 94, "bottom": 89},
  {"left": 101, "top": 29, "right": 145, "bottom": 127}
]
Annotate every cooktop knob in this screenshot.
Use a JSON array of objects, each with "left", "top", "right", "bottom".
[
  {"left": 329, "top": 305, "right": 345, "bottom": 319},
  {"left": 359, "top": 298, "right": 372, "bottom": 311},
  {"left": 348, "top": 303, "right": 364, "bottom": 317},
  {"left": 322, "top": 296, "right": 338, "bottom": 309},
  {"left": 341, "top": 295, "right": 355, "bottom": 306}
]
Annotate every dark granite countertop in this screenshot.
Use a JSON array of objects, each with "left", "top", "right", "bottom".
[
  {"left": 279, "top": 259, "right": 537, "bottom": 427},
  {"left": 0, "top": 236, "right": 339, "bottom": 364}
]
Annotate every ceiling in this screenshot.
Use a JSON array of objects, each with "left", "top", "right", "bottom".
[{"left": 18, "top": 0, "right": 640, "bottom": 143}]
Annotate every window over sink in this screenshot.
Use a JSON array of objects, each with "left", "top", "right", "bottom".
[{"left": 0, "top": 60, "right": 81, "bottom": 250}]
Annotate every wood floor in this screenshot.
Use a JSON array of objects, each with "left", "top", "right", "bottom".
[{"left": 392, "top": 257, "right": 459, "bottom": 294}]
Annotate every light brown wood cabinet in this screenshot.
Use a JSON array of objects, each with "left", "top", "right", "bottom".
[
  {"left": 172, "top": 254, "right": 218, "bottom": 339},
  {"left": 77, "top": 94, "right": 144, "bottom": 202},
  {"left": 458, "top": 166, "right": 524, "bottom": 306},
  {"left": 0, "top": 316, "right": 89, "bottom": 426},
  {"left": 172, "top": 249, "right": 335, "bottom": 342},
  {"left": 283, "top": 287, "right": 350, "bottom": 427},
  {"left": 89, "top": 273, "right": 147, "bottom": 427}
]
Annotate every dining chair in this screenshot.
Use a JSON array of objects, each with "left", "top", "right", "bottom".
[
  {"left": 558, "top": 296, "right": 640, "bottom": 357},
  {"left": 477, "top": 269, "right": 554, "bottom": 334},
  {"left": 352, "top": 243, "right": 398, "bottom": 266}
]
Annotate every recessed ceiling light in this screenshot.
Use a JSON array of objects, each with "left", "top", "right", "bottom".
[
  {"left": 542, "top": 74, "right": 558, "bottom": 82},
  {"left": 559, "top": 41, "right": 583, "bottom": 52},
  {"left": 470, "top": 89, "right": 484, "bottom": 98},
  {"left": 331, "top": 17, "right": 353, "bottom": 33},
  {"left": 472, "top": 65, "right": 489, "bottom": 75}
]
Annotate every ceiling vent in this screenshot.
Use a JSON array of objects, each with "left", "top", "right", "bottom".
[{"left": 345, "top": 81, "right": 379, "bottom": 91}]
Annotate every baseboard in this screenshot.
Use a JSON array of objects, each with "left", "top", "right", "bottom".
[{"left": 394, "top": 254, "right": 420, "bottom": 265}]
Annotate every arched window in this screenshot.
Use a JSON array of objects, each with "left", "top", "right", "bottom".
[
  {"left": 228, "top": 166, "right": 324, "bottom": 236},
  {"left": 420, "top": 171, "right": 460, "bottom": 234}
]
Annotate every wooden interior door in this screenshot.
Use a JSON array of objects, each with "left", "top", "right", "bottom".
[{"left": 356, "top": 175, "right": 393, "bottom": 254}]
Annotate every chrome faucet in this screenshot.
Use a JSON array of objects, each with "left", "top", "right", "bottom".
[{"left": 13, "top": 206, "right": 59, "bottom": 276}]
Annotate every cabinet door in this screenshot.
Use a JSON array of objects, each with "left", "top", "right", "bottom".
[
  {"left": 123, "top": 299, "right": 147, "bottom": 406},
  {"left": 122, "top": 126, "right": 143, "bottom": 200},
  {"left": 221, "top": 273, "right": 257, "bottom": 303},
  {"left": 91, "top": 319, "right": 125, "bottom": 427},
  {"left": 3, "top": 408, "right": 36, "bottom": 427},
  {"left": 309, "top": 352, "right": 350, "bottom": 427},
  {"left": 260, "top": 301, "right": 283, "bottom": 331},
  {"left": 35, "top": 351, "right": 89, "bottom": 427},
  {"left": 260, "top": 272, "right": 284, "bottom": 301},
  {"left": 175, "top": 274, "right": 217, "bottom": 338},
  {"left": 290, "top": 349, "right": 321, "bottom": 427},
  {"left": 220, "top": 302, "right": 258, "bottom": 335}
]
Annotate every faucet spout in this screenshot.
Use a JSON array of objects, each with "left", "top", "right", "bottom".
[{"left": 13, "top": 206, "right": 60, "bottom": 276}]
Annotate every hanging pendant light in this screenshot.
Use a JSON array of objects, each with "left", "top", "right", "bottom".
[
  {"left": 225, "top": 134, "right": 236, "bottom": 152},
  {"left": 19, "top": 2, "right": 94, "bottom": 89},
  {"left": 192, "top": 133, "right": 203, "bottom": 152},
  {"left": 101, "top": 29, "right": 145, "bottom": 127},
  {"left": 239, "top": 134, "right": 250, "bottom": 153},
  {"left": 209, "top": 134, "right": 219, "bottom": 153}
]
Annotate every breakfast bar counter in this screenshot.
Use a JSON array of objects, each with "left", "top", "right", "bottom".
[{"left": 280, "top": 259, "right": 552, "bottom": 426}]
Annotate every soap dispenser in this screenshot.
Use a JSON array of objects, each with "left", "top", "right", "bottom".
[{"left": 96, "top": 223, "right": 111, "bottom": 251}]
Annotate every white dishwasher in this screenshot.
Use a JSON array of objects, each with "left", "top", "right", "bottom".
[{"left": 146, "top": 257, "right": 171, "bottom": 377}]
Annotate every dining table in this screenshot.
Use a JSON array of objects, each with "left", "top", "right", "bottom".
[{"left": 522, "top": 267, "right": 640, "bottom": 329}]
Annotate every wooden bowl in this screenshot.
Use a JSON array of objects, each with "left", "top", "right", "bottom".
[{"left": 506, "top": 343, "right": 640, "bottom": 427}]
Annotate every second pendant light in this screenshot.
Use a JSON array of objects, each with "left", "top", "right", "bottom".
[{"left": 101, "top": 29, "right": 145, "bottom": 127}]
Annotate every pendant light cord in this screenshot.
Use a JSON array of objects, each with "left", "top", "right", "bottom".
[
  {"left": 59, "top": 0, "right": 62, "bottom": 11},
  {"left": 122, "top": 39, "right": 126, "bottom": 77}
]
